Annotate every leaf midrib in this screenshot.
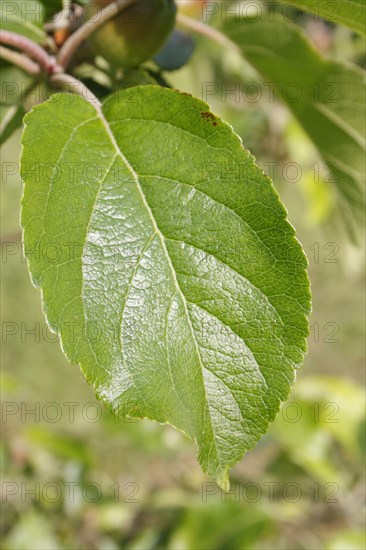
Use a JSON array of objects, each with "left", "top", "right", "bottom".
[{"left": 93, "top": 103, "right": 223, "bottom": 463}]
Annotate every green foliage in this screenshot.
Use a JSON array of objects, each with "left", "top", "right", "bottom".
[
  {"left": 0, "top": 62, "right": 34, "bottom": 144},
  {"left": 277, "top": 0, "right": 366, "bottom": 35},
  {"left": 0, "top": 103, "right": 25, "bottom": 145},
  {"left": 221, "top": 13, "right": 366, "bottom": 232},
  {"left": 2, "top": 0, "right": 365, "bottom": 493},
  {"left": 20, "top": 87, "right": 310, "bottom": 487},
  {"left": 1, "top": 1, "right": 46, "bottom": 43}
]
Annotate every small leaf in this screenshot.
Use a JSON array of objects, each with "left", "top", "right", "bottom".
[
  {"left": 0, "top": 103, "right": 25, "bottom": 145},
  {"left": 277, "top": 0, "right": 366, "bottom": 35},
  {"left": 21, "top": 87, "right": 310, "bottom": 488},
  {"left": 221, "top": 14, "right": 366, "bottom": 231},
  {"left": 1, "top": 1, "right": 47, "bottom": 44},
  {"left": 38, "top": 0, "right": 62, "bottom": 20},
  {"left": 0, "top": 62, "right": 34, "bottom": 105}
]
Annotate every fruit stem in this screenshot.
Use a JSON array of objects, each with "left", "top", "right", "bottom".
[
  {"left": 62, "top": 0, "right": 72, "bottom": 20},
  {"left": 0, "top": 30, "right": 101, "bottom": 108},
  {"left": 50, "top": 72, "right": 101, "bottom": 106},
  {"left": 176, "top": 13, "right": 241, "bottom": 55},
  {"left": 57, "top": 0, "right": 138, "bottom": 70}
]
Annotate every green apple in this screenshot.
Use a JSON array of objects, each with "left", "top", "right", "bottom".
[{"left": 88, "top": 0, "right": 176, "bottom": 69}]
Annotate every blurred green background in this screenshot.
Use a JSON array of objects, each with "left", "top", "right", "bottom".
[{"left": 1, "top": 3, "right": 365, "bottom": 549}]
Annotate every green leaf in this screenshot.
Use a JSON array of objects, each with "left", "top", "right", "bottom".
[
  {"left": 0, "top": 103, "right": 25, "bottom": 145},
  {"left": 0, "top": 61, "right": 33, "bottom": 144},
  {"left": 277, "top": 0, "right": 366, "bottom": 35},
  {"left": 1, "top": 1, "right": 47, "bottom": 43},
  {"left": 38, "top": 0, "right": 62, "bottom": 20},
  {"left": 20, "top": 87, "right": 310, "bottom": 488},
  {"left": 221, "top": 14, "right": 366, "bottom": 230},
  {"left": 0, "top": 62, "right": 34, "bottom": 105},
  {"left": 38, "top": 0, "right": 88, "bottom": 20}
]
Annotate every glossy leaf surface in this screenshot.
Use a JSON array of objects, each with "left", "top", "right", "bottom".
[{"left": 21, "top": 87, "right": 310, "bottom": 487}]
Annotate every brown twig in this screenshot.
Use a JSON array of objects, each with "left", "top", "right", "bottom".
[
  {"left": 0, "top": 30, "right": 62, "bottom": 74},
  {"left": 50, "top": 72, "right": 101, "bottom": 106},
  {"left": 0, "top": 45, "right": 40, "bottom": 75},
  {"left": 0, "top": 30, "right": 101, "bottom": 107}
]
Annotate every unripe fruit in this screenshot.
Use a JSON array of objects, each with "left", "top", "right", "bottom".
[
  {"left": 154, "top": 29, "right": 195, "bottom": 71},
  {"left": 88, "top": 0, "right": 176, "bottom": 69}
]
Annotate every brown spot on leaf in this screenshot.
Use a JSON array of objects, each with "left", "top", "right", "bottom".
[{"left": 201, "top": 111, "right": 217, "bottom": 124}]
